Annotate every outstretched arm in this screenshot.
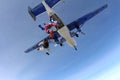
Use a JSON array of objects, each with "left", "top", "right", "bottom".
[{"left": 38, "top": 25, "right": 45, "bottom": 30}]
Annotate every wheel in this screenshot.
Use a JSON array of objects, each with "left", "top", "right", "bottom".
[
  {"left": 46, "top": 52, "right": 50, "bottom": 55},
  {"left": 37, "top": 47, "right": 40, "bottom": 50},
  {"left": 75, "top": 33, "right": 79, "bottom": 37},
  {"left": 60, "top": 43, "right": 63, "bottom": 46},
  {"left": 37, "top": 48, "right": 39, "bottom": 50},
  {"left": 74, "top": 46, "right": 77, "bottom": 51}
]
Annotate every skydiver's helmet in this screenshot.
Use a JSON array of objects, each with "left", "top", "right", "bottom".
[
  {"left": 50, "top": 18, "right": 54, "bottom": 23},
  {"left": 50, "top": 18, "right": 58, "bottom": 24},
  {"left": 50, "top": 19, "right": 54, "bottom": 23}
]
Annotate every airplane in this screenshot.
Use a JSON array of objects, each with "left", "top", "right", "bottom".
[{"left": 25, "top": 0, "right": 108, "bottom": 55}]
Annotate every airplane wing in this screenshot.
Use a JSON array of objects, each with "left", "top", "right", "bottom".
[
  {"left": 25, "top": 4, "right": 108, "bottom": 53},
  {"left": 24, "top": 31, "right": 79, "bottom": 53},
  {"left": 24, "top": 36, "right": 50, "bottom": 53},
  {"left": 24, "top": 31, "right": 61, "bottom": 53},
  {"left": 28, "top": 0, "right": 61, "bottom": 20},
  {"left": 67, "top": 4, "right": 108, "bottom": 31}
]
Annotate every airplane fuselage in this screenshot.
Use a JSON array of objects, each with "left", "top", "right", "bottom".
[{"left": 42, "top": 1, "right": 76, "bottom": 48}]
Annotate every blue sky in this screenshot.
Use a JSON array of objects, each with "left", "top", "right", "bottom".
[{"left": 0, "top": 0, "right": 120, "bottom": 80}]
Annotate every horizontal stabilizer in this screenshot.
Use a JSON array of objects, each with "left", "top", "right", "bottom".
[
  {"left": 24, "top": 35, "right": 51, "bottom": 53},
  {"left": 28, "top": 6, "right": 36, "bottom": 21},
  {"left": 28, "top": 0, "right": 61, "bottom": 21}
]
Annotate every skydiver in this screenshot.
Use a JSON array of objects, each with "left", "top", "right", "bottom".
[
  {"left": 37, "top": 39, "right": 50, "bottom": 55},
  {"left": 50, "top": 18, "right": 58, "bottom": 24},
  {"left": 38, "top": 22, "right": 59, "bottom": 42}
]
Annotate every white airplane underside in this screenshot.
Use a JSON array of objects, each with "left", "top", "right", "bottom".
[
  {"left": 25, "top": 0, "right": 108, "bottom": 55},
  {"left": 42, "top": 1, "right": 77, "bottom": 48}
]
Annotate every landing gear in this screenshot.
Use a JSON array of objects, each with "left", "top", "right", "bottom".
[
  {"left": 77, "top": 28, "right": 85, "bottom": 35},
  {"left": 75, "top": 33, "right": 79, "bottom": 37},
  {"left": 60, "top": 43, "right": 63, "bottom": 46},
  {"left": 81, "top": 31, "right": 85, "bottom": 35},
  {"left": 74, "top": 46, "right": 77, "bottom": 51},
  {"left": 46, "top": 52, "right": 50, "bottom": 55}
]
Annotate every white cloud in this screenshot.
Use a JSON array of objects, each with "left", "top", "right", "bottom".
[
  {"left": 63, "top": 44, "right": 120, "bottom": 80},
  {"left": 94, "top": 64, "right": 120, "bottom": 80}
]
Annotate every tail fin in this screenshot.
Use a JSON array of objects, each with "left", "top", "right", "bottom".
[
  {"left": 28, "top": 0, "right": 62, "bottom": 21},
  {"left": 28, "top": 6, "right": 36, "bottom": 21}
]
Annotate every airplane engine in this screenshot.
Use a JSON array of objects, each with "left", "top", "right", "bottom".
[{"left": 74, "top": 22, "right": 80, "bottom": 30}]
